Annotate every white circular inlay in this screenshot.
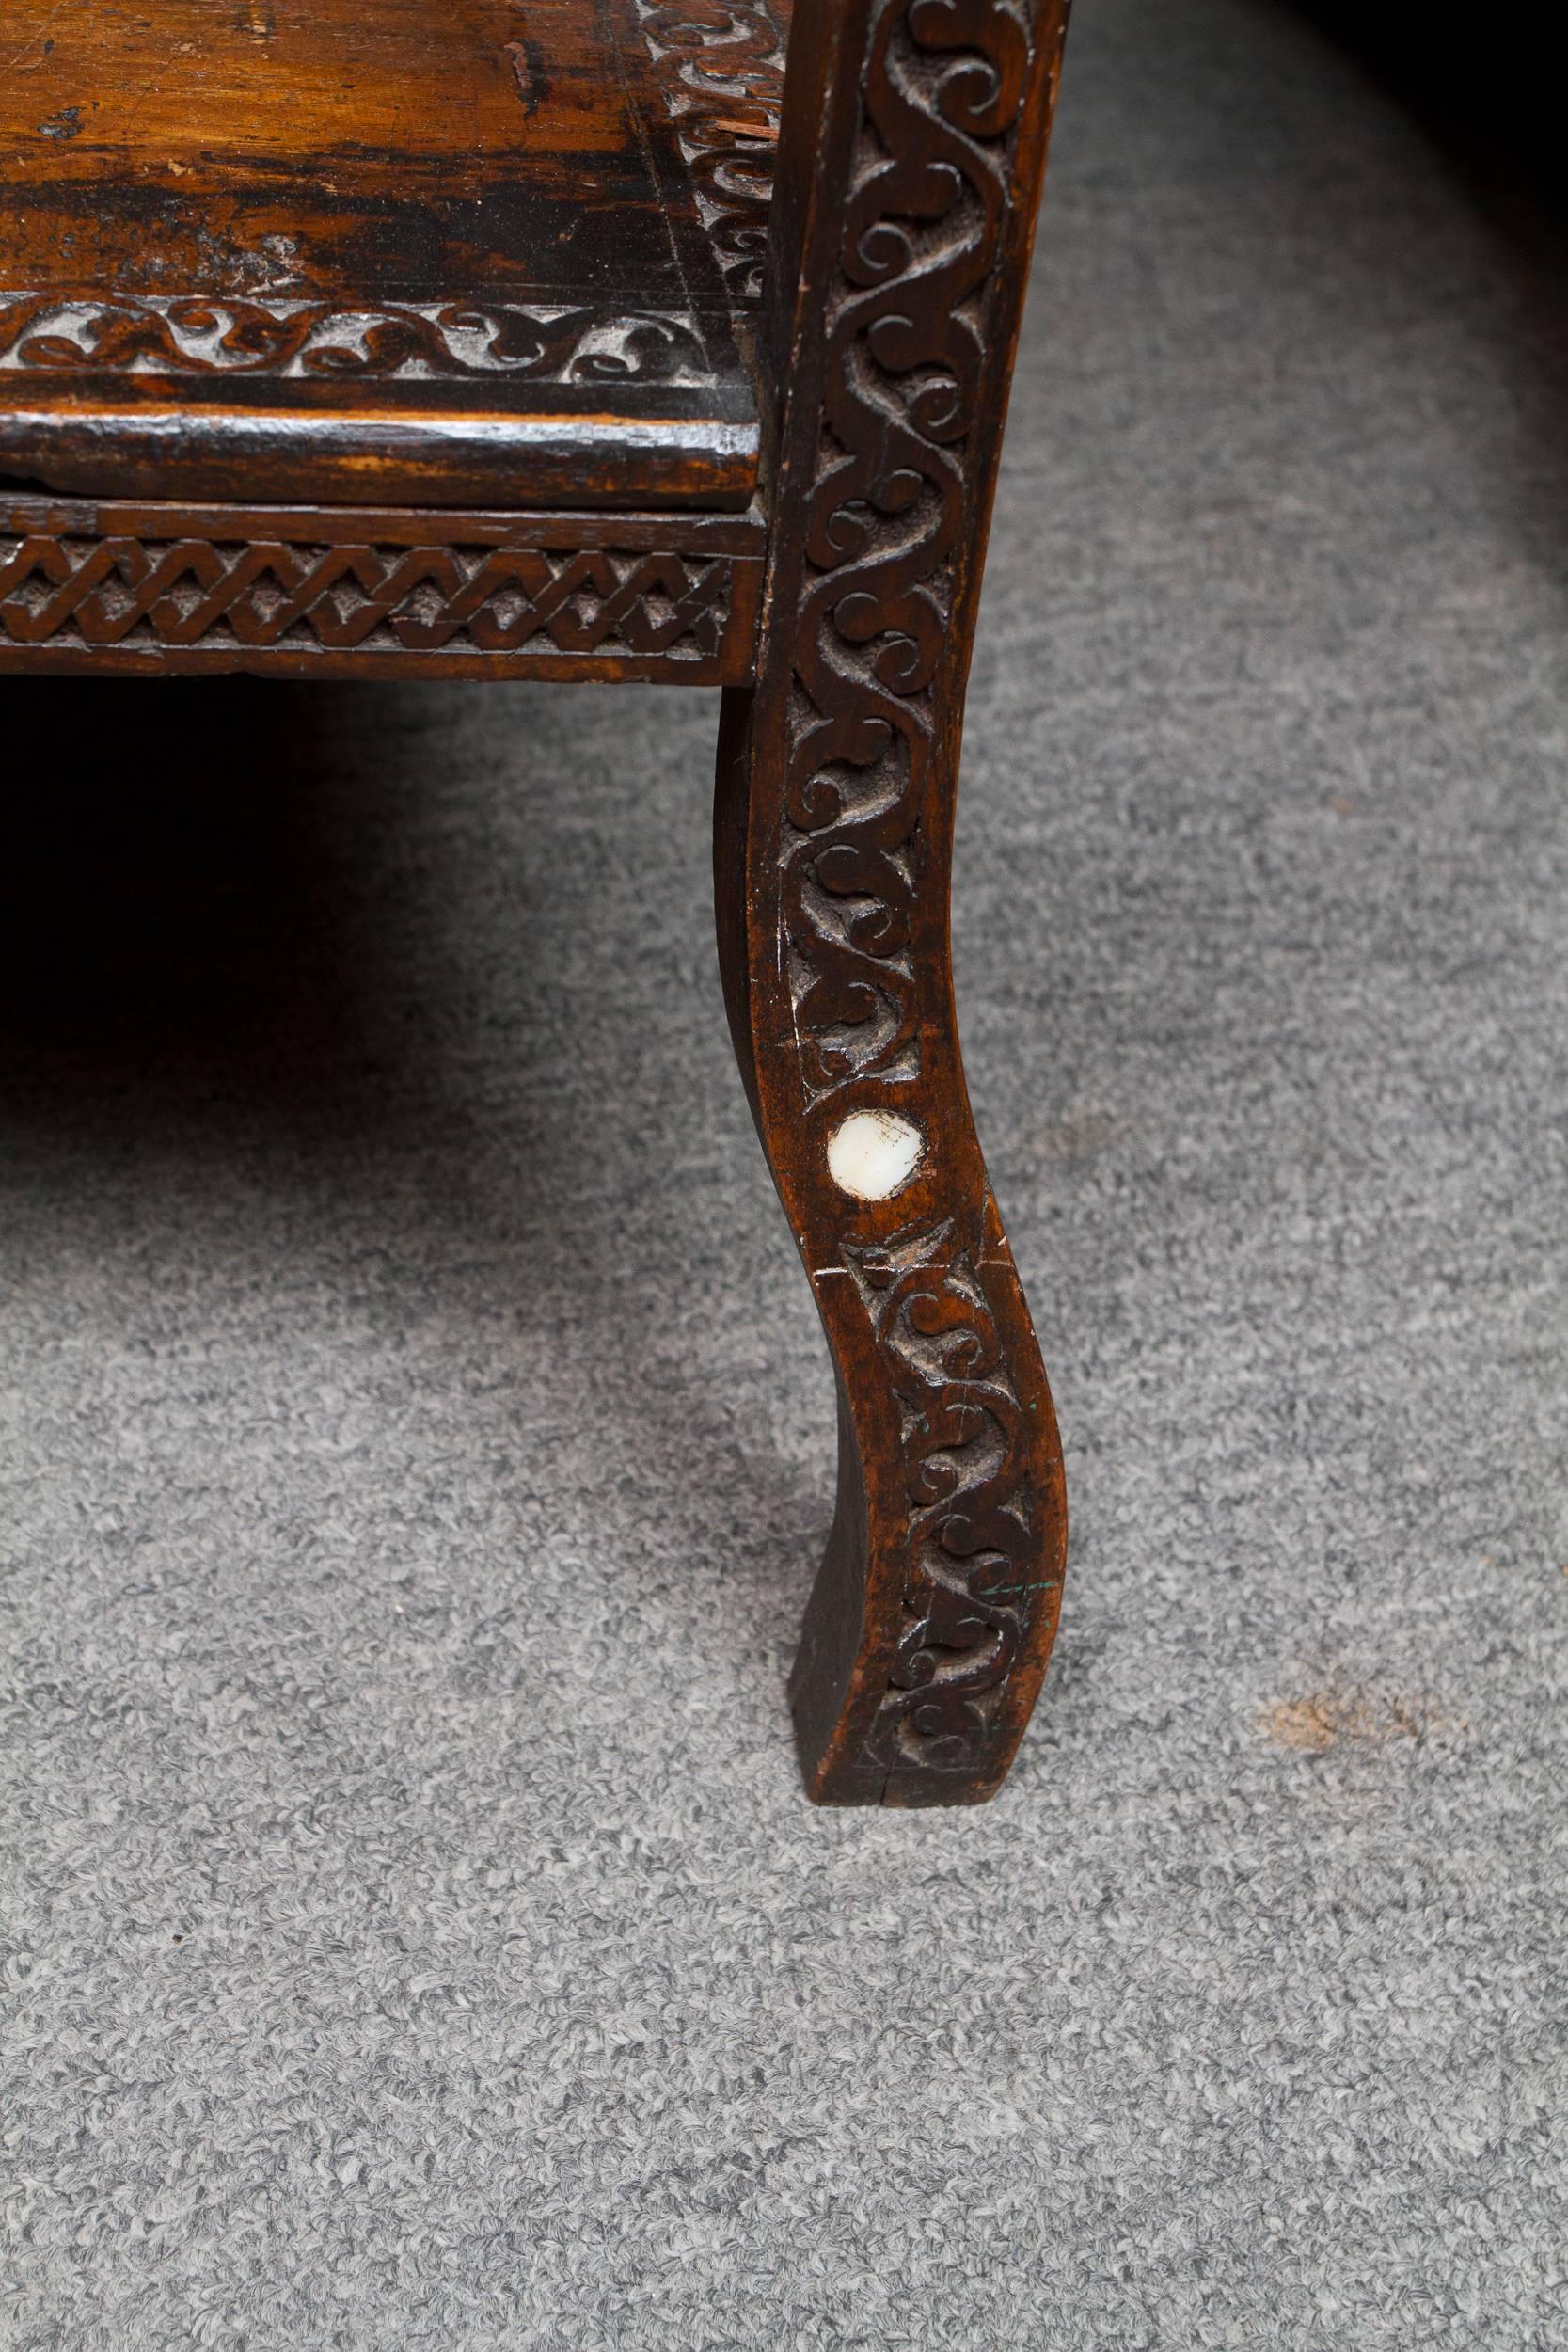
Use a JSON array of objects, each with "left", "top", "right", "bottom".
[{"left": 826, "top": 1109, "right": 925, "bottom": 1202}]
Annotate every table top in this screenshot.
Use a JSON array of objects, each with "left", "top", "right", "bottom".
[{"left": 0, "top": 0, "right": 788, "bottom": 508}]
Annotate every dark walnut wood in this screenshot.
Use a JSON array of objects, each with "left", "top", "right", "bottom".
[
  {"left": 715, "top": 0, "right": 1071, "bottom": 1804},
  {"left": 0, "top": 495, "right": 764, "bottom": 682},
  {"left": 0, "top": 0, "right": 789, "bottom": 509},
  {"left": 0, "top": 0, "right": 1073, "bottom": 1804}
]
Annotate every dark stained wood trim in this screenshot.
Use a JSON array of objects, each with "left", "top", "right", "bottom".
[
  {"left": 0, "top": 0, "right": 1079, "bottom": 1806},
  {"left": 0, "top": 495, "right": 766, "bottom": 553},
  {"left": 0, "top": 294, "right": 721, "bottom": 384},
  {"left": 0, "top": 0, "right": 771, "bottom": 509},
  {"left": 0, "top": 495, "right": 764, "bottom": 682},
  {"left": 633, "top": 0, "right": 790, "bottom": 301},
  {"left": 716, "top": 0, "right": 1072, "bottom": 1805},
  {"left": 0, "top": 400, "right": 760, "bottom": 513}
]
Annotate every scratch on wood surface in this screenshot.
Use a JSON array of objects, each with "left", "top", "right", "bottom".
[{"left": 7, "top": 0, "right": 70, "bottom": 75}]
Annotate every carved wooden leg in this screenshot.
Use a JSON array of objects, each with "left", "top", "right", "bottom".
[
  {"left": 715, "top": 0, "right": 1072, "bottom": 1805},
  {"left": 716, "top": 682, "right": 1067, "bottom": 1806}
]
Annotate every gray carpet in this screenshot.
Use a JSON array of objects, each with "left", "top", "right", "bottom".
[{"left": 4, "top": 1, "right": 1566, "bottom": 2344}]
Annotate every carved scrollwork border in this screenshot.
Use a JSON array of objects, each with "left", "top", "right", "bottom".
[
  {"left": 0, "top": 294, "right": 716, "bottom": 386},
  {"left": 778, "top": 0, "right": 1055, "bottom": 1781},
  {"left": 844, "top": 1216, "right": 1037, "bottom": 1776},
  {"left": 636, "top": 0, "right": 789, "bottom": 300},
  {"left": 782, "top": 0, "right": 1031, "bottom": 1109}
]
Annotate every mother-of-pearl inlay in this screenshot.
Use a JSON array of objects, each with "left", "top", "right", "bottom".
[{"left": 826, "top": 1108, "right": 925, "bottom": 1202}]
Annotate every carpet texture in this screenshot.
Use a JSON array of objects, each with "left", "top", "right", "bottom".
[{"left": 4, "top": 1, "right": 1566, "bottom": 2344}]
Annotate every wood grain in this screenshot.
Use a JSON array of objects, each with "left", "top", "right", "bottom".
[
  {"left": 0, "top": 0, "right": 1073, "bottom": 1804},
  {"left": 716, "top": 0, "right": 1071, "bottom": 1805},
  {"left": 0, "top": 494, "right": 764, "bottom": 681},
  {"left": 0, "top": 0, "right": 790, "bottom": 508}
]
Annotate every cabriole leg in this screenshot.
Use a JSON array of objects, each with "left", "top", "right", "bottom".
[
  {"left": 716, "top": 0, "right": 1073, "bottom": 1804},
  {"left": 715, "top": 676, "right": 1067, "bottom": 1805}
]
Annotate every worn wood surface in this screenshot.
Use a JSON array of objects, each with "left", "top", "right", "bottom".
[
  {"left": 716, "top": 0, "right": 1071, "bottom": 1804},
  {"left": 0, "top": 0, "right": 790, "bottom": 507},
  {"left": 1, "top": 0, "right": 1073, "bottom": 1804},
  {"left": 0, "top": 493, "right": 764, "bottom": 680}
]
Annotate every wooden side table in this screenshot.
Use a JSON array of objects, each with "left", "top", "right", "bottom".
[{"left": 0, "top": 0, "right": 1071, "bottom": 1804}]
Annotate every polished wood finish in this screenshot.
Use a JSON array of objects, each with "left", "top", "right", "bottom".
[
  {"left": 0, "top": 0, "right": 1070, "bottom": 1803},
  {"left": 0, "top": 495, "right": 764, "bottom": 681},
  {"left": 0, "top": 0, "right": 787, "bottom": 507},
  {"left": 715, "top": 0, "right": 1069, "bottom": 1804}
]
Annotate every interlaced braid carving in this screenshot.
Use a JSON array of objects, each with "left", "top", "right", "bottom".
[
  {"left": 784, "top": 0, "right": 1030, "bottom": 1104},
  {"left": 636, "top": 2, "right": 788, "bottom": 298},
  {"left": 0, "top": 533, "right": 732, "bottom": 660},
  {"left": 846, "top": 1218, "right": 1033, "bottom": 1774},
  {"left": 0, "top": 294, "right": 713, "bottom": 384}
]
